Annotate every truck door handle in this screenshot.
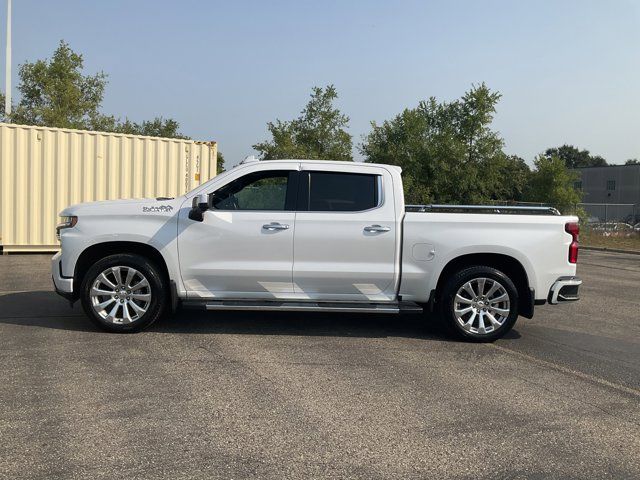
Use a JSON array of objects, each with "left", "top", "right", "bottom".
[
  {"left": 262, "top": 222, "right": 290, "bottom": 231},
  {"left": 364, "top": 225, "right": 391, "bottom": 233}
]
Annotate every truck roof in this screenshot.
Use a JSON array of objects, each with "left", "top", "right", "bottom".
[{"left": 239, "top": 156, "right": 402, "bottom": 173}]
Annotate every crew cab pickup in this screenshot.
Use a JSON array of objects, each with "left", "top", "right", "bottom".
[{"left": 52, "top": 159, "right": 582, "bottom": 341}]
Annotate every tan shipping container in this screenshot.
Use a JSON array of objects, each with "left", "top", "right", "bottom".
[{"left": 0, "top": 123, "right": 217, "bottom": 253}]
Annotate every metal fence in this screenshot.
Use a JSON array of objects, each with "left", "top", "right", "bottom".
[{"left": 577, "top": 203, "right": 638, "bottom": 225}]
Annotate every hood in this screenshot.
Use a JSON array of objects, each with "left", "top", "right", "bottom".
[{"left": 60, "top": 197, "right": 183, "bottom": 217}]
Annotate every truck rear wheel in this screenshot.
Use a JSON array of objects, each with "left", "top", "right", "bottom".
[
  {"left": 80, "top": 253, "right": 167, "bottom": 333},
  {"left": 440, "top": 266, "right": 519, "bottom": 342}
]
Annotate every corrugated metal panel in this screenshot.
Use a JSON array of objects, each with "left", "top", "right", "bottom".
[{"left": 0, "top": 123, "right": 217, "bottom": 252}]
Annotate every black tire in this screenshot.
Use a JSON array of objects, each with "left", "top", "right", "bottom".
[
  {"left": 80, "top": 253, "right": 167, "bottom": 333},
  {"left": 439, "top": 265, "right": 519, "bottom": 342}
]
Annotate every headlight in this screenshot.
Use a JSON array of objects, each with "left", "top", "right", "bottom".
[{"left": 56, "top": 216, "right": 78, "bottom": 240}]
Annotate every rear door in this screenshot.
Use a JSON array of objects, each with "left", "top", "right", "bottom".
[{"left": 292, "top": 165, "right": 398, "bottom": 301}]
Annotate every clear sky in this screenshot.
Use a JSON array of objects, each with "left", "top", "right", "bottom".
[{"left": 2, "top": 0, "right": 639, "bottom": 167}]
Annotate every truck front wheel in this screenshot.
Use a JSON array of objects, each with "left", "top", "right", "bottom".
[
  {"left": 80, "top": 253, "right": 167, "bottom": 333},
  {"left": 440, "top": 266, "right": 519, "bottom": 342}
]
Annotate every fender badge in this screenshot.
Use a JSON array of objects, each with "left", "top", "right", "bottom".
[{"left": 143, "top": 205, "right": 174, "bottom": 213}]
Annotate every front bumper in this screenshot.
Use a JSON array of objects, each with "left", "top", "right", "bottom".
[
  {"left": 548, "top": 276, "right": 582, "bottom": 304},
  {"left": 51, "top": 251, "right": 74, "bottom": 299}
]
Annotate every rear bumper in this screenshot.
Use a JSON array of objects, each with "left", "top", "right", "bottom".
[
  {"left": 548, "top": 276, "right": 582, "bottom": 304},
  {"left": 51, "top": 252, "right": 75, "bottom": 299}
]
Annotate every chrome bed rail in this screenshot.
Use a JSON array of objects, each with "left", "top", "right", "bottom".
[{"left": 405, "top": 204, "right": 561, "bottom": 215}]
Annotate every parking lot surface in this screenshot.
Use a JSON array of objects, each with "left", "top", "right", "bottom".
[{"left": 0, "top": 250, "right": 639, "bottom": 479}]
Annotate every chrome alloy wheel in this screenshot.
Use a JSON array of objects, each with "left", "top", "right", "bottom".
[
  {"left": 453, "top": 277, "right": 511, "bottom": 335},
  {"left": 90, "top": 266, "right": 152, "bottom": 324}
]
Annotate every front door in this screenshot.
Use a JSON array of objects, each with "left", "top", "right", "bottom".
[
  {"left": 292, "top": 168, "right": 398, "bottom": 301},
  {"left": 178, "top": 167, "right": 299, "bottom": 299}
]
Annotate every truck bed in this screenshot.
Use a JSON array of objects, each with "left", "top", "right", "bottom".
[{"left": 399, "top": 207, "right": 576, "bottom": 303}]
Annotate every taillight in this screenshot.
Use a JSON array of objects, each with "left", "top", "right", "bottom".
[{"left": 565, "top": 222, "right": 579, "bottom": 264}]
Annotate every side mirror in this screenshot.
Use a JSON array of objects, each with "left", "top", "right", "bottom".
[
  {"left": 196, "top": 193, "right": 209, "bottom": 211},
  {"left": 188, "top": 193, "right": 210, "bottom": 222}
]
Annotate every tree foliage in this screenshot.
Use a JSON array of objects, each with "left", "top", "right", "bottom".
[
  {"left": 525, "top": 155, "right": 581, "bottom": 214},
  {"left": 360, "top": 83, "right": 528, "bottom": 204},
  {"left": 492, "top": 155, "right": 532, "bottom": 202},
  {"left": 253, "top": 85, "right": 352, "bottom": 161},
  {"left": 625, "top": 158, "right": 639, "bottom": 165},
  {"left": 6, "top": 40, "right": 187, "bottom": 138},
  {"left": 0, "top": 91, "right": 6, "bottom": 122},
  {"left": 110, "top": 117, "right": 188, "bottom": 139},
  {"left": 544, "top": 144, "right": 607, "bottom": 169},
  {"left": 11, "top": 41, "right": 108, "bottom": 129},
  {"left": 217, "top": 151, "right": 226, "bottom": 173}
]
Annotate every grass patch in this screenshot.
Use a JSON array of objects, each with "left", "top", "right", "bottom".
[{"left": 581, "top": 230, "right": 640, "bottom": 252}]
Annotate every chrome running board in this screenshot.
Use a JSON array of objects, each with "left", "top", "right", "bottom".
[{"left": 182, "top": 300, "right": 424, "bottom": 314}]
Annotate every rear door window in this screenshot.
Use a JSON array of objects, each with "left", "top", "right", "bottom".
[{"left": 302, "top": 172, "right": 380, "bottom": 212}]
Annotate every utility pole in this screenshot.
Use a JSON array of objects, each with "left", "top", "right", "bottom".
[{"left": 4, "top": 0, "right": 11, "bottom": 116}]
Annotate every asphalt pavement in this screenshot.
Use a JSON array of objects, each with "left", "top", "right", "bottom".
[{"left": 0, "top": 250, "right": 638, "bottom": 479}]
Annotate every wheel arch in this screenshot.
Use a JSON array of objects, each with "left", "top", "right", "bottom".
[
  {"left": 434, "top": 253, "right": 534, "bottom": 318},
  {"left": 74, "top": 241, "right": 171, "bottom": 295}
]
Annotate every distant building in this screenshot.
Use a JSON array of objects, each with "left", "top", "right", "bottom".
[{"left": 572, "top": 164, "right": 640, "bottom": 223}]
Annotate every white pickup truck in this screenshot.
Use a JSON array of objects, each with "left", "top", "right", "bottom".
[{"left": 52, "top": 159, "right": 582, "bottom": 341}]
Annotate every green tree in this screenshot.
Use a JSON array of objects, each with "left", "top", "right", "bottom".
[
  {"left": 7, "top": 40, "right": 186, "bottom": 139},
  {"left": 525, "top": 155, "right": 581, "bottom": 214},
  {"left": 253, "top": 85, "right": 352, "bottom": 161},
  {"left": 360, "top": 83, "right": 526, "bottom": 204},
  {"left": 10, "top": 41, "right": 108, "bottom": 130},
  {"left": 544, "top": 144, "right": 607, "bottom": 169},
  {"left": 0, "top": 91, "right": 6, "bottom": 122},
  {"left": 217, "top": 151, "right": 226, "bottom": 173},
  {"left": 112, "top": 117, "right": 188, "bottom": 139},
  {"left": 625, "top": 158, "right": 639, "bottom": 165},
  {"left": 492, "top": 155, "right": 531, "bottom": 202}
]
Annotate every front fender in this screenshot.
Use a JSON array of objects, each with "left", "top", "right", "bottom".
[{"left": 58, "top": 213, "right": 182, "bottom": 293}]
